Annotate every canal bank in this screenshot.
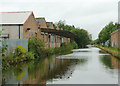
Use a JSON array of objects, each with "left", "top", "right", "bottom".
[
  {"left": 2, "top": 46, "right": 118, "bottom": 84},
  {"left": 2, "top": 37, "right": 73, "bottom": 70},
  {"left": 95, "top": 45, "right": 120, "bottom": 59}
]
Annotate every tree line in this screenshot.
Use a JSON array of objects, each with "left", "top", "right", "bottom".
[{"left": 55, "top": 20, "right": 91, "bottom": 48}]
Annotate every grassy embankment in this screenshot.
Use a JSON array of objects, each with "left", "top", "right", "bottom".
[{"left": 95, "top": 45, "right": 120, "bottom": 59}]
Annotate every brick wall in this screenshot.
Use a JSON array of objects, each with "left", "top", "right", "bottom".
[
  {"left": 40, "top": 19, "right": 47, "bottom": 28},
  {"left": 23, "top": 13, "right": 40, "bottom": 39},
  {"left": 111, "top": 29, "right": 120, "bottom": 48}
]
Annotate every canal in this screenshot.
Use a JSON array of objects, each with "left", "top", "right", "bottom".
[{"left": 2, "top": 46, "right": 119, "bottom": 84}]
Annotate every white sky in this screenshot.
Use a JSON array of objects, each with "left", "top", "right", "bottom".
[{"left": 0, "top": 0, "right": 119, "bottom": 40}]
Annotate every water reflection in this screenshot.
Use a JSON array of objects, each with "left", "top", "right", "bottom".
[
  {"left": 100, "top": 50, "right": 120, "bottom": 69},
  {"left": 2, "top": 54, "right": 87, "bottom": 84},
  {"left": 100, "top": 55, "right": 114, "bottom": 69},
  {"left": 2, "top": 47, "right": 119, "bottom": 84}
]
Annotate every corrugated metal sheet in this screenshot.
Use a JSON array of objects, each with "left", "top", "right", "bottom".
[
  {"left": 51, "top": 35, "right": 54, "bottom": 48},
  {"left": 2, "top": 39, "right": 28, "bottom": 54},
  {"left": 0, "top": 11, "right": 32, "bottom": 24}
]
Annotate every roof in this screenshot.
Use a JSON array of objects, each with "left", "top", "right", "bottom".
[
  {"left": 36, "top": 17, "right": 45, "bottom": 24},
  {"left": 55, "top": 26, "right": 60, "bottom": 30},
  {"left": 46, "top": 22, "right": 53, "bottom": 28},
  {"left": 41, "top": 28, "right": 78, "bottom": 38},
  {"left": 0, "top": 11, "right": 33, "bottom": 25}
]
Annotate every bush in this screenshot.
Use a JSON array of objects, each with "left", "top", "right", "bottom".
[
  {"left": 28, "top": 37, "right": 45, "bottom": 58},
  {"left": 61, "top": 43, "right": 73, "bottom": 51},
  {"left": 71, "top": 41, "right": 78, "bottom": 49},
  {"left": 46, "top": 48, "right": 54, "bottom": 56},
  {"left": 25, "top": 52, "right": 35, "bottom": 60},
  {"left": 55, "top": 43, "right": 73, "bottom": 54},
  {"left": 15, "top": 46, "right": 26, "bottom": 56},
  {"left": 2, "top": 45, "right": 8, "bottom": 56},
  {"left": 54, "top": 47, "right": 61, "bottom": 54},
  {"left": 3, "top": 46, "right": 26, "bottom": 63}
]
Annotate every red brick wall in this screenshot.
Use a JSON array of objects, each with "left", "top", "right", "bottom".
[
  {"left": 40, "top": 19, "right": 47, "bottom": 28},
  {"left": 111, "top": 29, "right": 120, "bottom": 48},
  {"left": 23, "top": 13, "right": 40, "bottom": 39}
]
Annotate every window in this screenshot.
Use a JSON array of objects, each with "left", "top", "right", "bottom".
[{"left": 26, "top": 28, "right": 31, "bottom": 32}]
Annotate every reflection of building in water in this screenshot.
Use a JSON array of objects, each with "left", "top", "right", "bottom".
[
  {"left": 15, "top": 55, "right": 85, "bottom": 84},
  {"left": 3, "top": 53, "right": 87, "bottom": 84},
  {"left": 111, "top": 56, "right": 120, "bottom": 69}
]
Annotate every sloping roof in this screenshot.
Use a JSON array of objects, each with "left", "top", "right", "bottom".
[
  {"left": 36, "top": 17, "right": 45, "bottom": 24},
  {"left": 46, "top": 22, "right": 53, "bottom": 28},
  {"left": 0, "top": 11, "right": 32, "bottom": 25}
]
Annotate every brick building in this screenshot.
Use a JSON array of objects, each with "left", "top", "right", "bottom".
[
  {"left": 111, "top": 29, "right": 120, "bottom": 48},
  {"left": 1, "top": 11, "right": 77, "bottom": 50},
  {"left": 46, "top": 22, "right": 55, "bottom": 48},
  {"left": 36, "top": 17, "right": 50, "bottom": 48},
  {"left": 0, "top": 11, "right": 40, "bottom": 39}
]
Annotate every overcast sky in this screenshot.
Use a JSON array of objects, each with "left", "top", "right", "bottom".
[{"left": 0, "top": 0, "right": 119, "bottom": 40}]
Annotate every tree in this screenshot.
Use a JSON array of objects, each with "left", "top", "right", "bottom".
[
  {"left": 98, "top": 22, "right": 119, "bottom": 44},
  {"left": 71, "top": 28, "right": 90, "bottom": 48},
  {"left": 56, "top": 20, "right": 91, "bottom": 48}
]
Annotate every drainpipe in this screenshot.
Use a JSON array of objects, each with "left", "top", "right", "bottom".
[{"left": 19, "top": 25, "right": 20, "bottom": 39}]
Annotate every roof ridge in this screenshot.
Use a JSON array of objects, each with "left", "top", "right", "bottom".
[
  {"left": 0, "top": 11, "right": 33, "bottom": 13},
  {"left": 46, "top": 22, "right": 53, "bottom": 23},
  {"left": 36, "top": 17, "right": 45, "bottom": 19}
]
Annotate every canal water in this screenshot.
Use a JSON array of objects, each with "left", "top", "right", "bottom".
[{"left": 2, "top": 46, "right": 119, "bottom": 84}]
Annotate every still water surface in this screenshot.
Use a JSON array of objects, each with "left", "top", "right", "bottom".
[{"left": 2, "top": 46, "right": 119, "bottom": 84}]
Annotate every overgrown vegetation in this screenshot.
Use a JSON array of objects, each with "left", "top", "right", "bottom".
[
  {"left": 28, "top": 37, "right": 46, "bottom": 58},
  {"left": 28, "top": 37, "right": 73, "bottom": 57},
  {"left": 28, "top": 37, "right": 70, "bottom": 58},
  {"left": 2, "top": 46, "right": 35, "bottom": 66},
  {"left": 2, "top": 37, "right": 73, "bottom": 68},
  {"left": 54, "top": 43, "right": 73, "bottom": 54},
  {"left": 71, "top": 40, "right": 78, "bottom": 49},
  {"left": 2, "top": 45, "right": 8, "bottom": 56}
]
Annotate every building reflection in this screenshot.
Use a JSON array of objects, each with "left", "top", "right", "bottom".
[
  {"left": 110, "top": 56, "right": 120, "bottom": 69},
  {"left": 2, "top": 54, "right": 87, "bottom": 85},
  {"left": 100, "top": 54, "right": 120, "bottom": 69}
]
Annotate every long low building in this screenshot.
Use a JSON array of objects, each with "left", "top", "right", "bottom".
[
  {"left": 0, "top": 11, "right": 77, "bottom": 52},
  {"left": 36, "top": 17, "right": 76, "bottom": 48}
]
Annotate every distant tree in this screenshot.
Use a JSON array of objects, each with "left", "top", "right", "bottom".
[
  {"left": 88, "top": 34, "right": 92, "bottom": 41},
  {"left": 98, "top": 22, "right": 119, "bottom": 44},
  {"left": 71, "top": 28, "right": 90, "bottom": 48},
  {"left": 93, "top": 39, "right": 100, "bottom": 44}
]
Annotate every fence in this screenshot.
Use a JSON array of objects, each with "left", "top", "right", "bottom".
[{"left": 2, "top": 39, "right": 28, "bottom": 54}]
